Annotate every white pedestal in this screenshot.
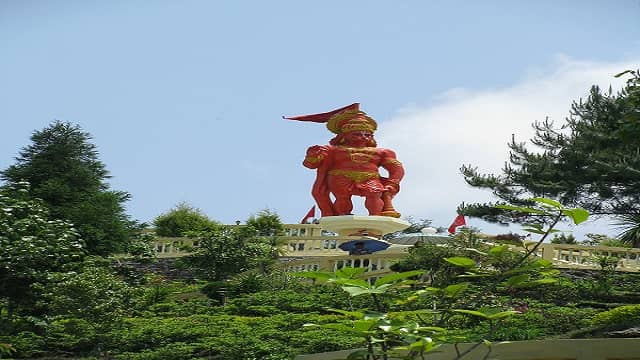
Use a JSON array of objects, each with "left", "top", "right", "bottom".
[{"left": 319, "top": 215, "right": 410, "bottom": 238}]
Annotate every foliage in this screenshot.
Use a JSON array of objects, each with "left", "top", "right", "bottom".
[
  {"left": 590, "top": 304, "right": 640, "bottom": 330},
  {"left": 245, "top": 208, "right": 285, "bottom": 236},
  {"left": 294, "top": 198, "right": 591, "bottom": 359},
  {"left": 125, "top": 228, "right": 157, "bottom": 262},
  {"left": 37, "top": 261, "right": 140, "bottom": 326},
  {"left": 105, "top": 313, "right": 361, "bottom": 360},
  {"left": 1, "top": 121, "right": 134, "bottom": 255},
  {"left": 245, "top": 209, "right": 287, "bottom": 264},
  {"left": 460, "top": 70, "right": 640, "bottom": 227},
  {"left": 153, "top": 202, "right": 219, "bottom": 237},
  {"left": 614, "top": 212, "right": 640, "bottom": 247},
  {"left": 178, "top": 224, "right": 273, "bottom": 281},
  {"left": 489, "top": 303, "right": 599, "bottom": 341},
  {"left": 391, "top": 242, "right": 470, "bottom": 287},
  {"left": 551, "top": 233, "right": 577, "bottom": 244},
  {"left": 582, "top": 233, "right": 631, "bottom": 248},
  {"left": 0, "top": 182, "right": 85, "bottom": 318}
]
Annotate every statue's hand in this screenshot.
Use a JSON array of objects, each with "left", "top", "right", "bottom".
[
  {"left": 383, "top": 180, "right": 400, "bottom": 194},
  {"left": 303, "top": 145, "right": 329, "bottom": 169},
  {"left": 306, "top": 145, "right": 329, "bottom": 157}
]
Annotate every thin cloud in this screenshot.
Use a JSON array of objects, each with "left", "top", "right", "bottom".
[{"left": 378, "top": 56, "right": 639, "bottom": 235}]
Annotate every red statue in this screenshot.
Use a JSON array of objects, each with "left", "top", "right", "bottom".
[{"left": 286, "top": 103, "right": 405, "bottom": 218}]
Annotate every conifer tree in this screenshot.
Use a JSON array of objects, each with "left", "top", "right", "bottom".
[
  {"left": 461, "top": 70, "right": 640, "bottom": 231},
  {"left": 1, "top": 121, "right": 133, "bottom": 255}
]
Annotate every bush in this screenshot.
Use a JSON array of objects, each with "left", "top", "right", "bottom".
[
  {"left": 153, "top": 203, "right": 219, "bottom": 237},
  {"left": 45, "top": 317, "right": 97, "bottom": 353},
  {"left": 2, "top": 331, "right": 46, "bottom": 358},
  {"left": 591, "top": 304, "right": 640, "bottom": 330}
]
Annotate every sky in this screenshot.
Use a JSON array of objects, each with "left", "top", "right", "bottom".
[{"left": 1, "top": 1, "right": 639, "bottom": 239}]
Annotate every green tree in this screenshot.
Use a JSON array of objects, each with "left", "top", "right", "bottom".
[
  {"left": 245, "top": 209, "right": 284, "bottom": 236},
  {"left": 614, "top": 213, "right": 640, "bottom": 247},
  {"left": 460, "top": 70, "right": 640, "bottom": 228},
  {"left": 179, "top": 225, "right": 272, "bottom": 281},
  {"left": 0, "top": 182, "right": 85, "bottom": 319},
  {"left": 153, "top": 202, "right": 219, "bottom": 237},
  {"left": 1, "top": 121, "right": 133, "bottom": 255}
]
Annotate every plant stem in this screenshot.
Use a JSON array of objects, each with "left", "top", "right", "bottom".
[{"left": 512, "top": 213, "right": 562, "bottom": 268}]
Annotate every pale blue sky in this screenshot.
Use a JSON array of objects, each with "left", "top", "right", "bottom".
[{"left": 2, "top": 1, "right": 639, "bottom": 237}]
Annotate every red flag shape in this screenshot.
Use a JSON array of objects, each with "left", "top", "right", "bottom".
[
  {"left": 448, "top": 215, "right": 466, "bottom": 234},
  {"left": 300, "top": 206, "right": 316, "bottom": 224}
]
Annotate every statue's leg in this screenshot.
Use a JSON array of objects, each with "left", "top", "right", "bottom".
[
  {"left": 333, "top": 192, "right": 354, "bottom": 215},
  {"left": 364, "top": 192, "right": 384, "bottom": 215}
]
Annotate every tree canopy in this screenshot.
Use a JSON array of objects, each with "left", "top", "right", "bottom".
[
  {"left": 461, "top": 70, "right": 640, "bottom": 226},
  {"left": 153, "top": 202, "right": 220, "bottom": 237},
  {"left": 0, "top": 182, "right": 85, "bottom": 318},
  {"left": 1, "top": 121, "right": 134, "bottom": 255}
]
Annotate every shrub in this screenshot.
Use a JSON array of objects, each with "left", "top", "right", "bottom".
[
  {"left": 45, "top": 317, "right": 97, "bottom": 353},
  {"left": 591, "top": 304, "right": 640, "bottom": 330},
  {"left": 153, "top": 203, "right": 219, "bottom": 237},
  {"left": 2, "top": 331, "right": 45, "bottom": 358}
]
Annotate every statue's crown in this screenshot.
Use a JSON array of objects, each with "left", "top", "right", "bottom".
[{"left": 284, "top": 103, "right": 377, "bottom": 134}]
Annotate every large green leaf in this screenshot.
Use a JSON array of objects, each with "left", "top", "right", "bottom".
[
  {"left": 333, "top": 278, "right": 370, "bottom": 288},
  {"left": 342, "top": 286, "right": 373, "bottom": 297},
  {"left": 488, "top": 245, "right": 508, "bottom": 256},
  {"left": 444, "top": 257, "right": 476, "bottom": 268},
  {"left": 453, "top": 309, "right": 490, "bottom": 319},
  {"left": 444, "top": 282, "right": 470, "bottom": 297},
  {"left": 562, "top": 208, "right": 590, "bottom": 225},
  {"left": 504, "top": 274, "right": 530, "bottom": 288},
  {"left": 373, "top": 270, "right": 424, "bottom": 287},
  {"left": 531, "top": 197, "right": 563, "bottom": 209}
]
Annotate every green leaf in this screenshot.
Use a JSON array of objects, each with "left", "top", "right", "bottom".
[
  {"left": 504, "top": 274, "right": 530, "bottom": 288},
  {"left": 522, "top": 227, "right": 546, "bottom": 235},
  {"left": 342, "top": 286, "right": 373, "bottom": 297},
  {"left": 444, "top": 282, "right": 470, "bottom": 297},
  {"left": 561, "top": 208, "right": 589, "bottom": 225},
  {"left": 531, "top": 197, "right": 563, "bottom": 209},
  {"left": 333, "top": 278, "right": 370, "bottom": 288},
  {"left": 533, "top": 259, "right": 553, "bottom": 268},
  {"left": 444, "top": 257, "right": 476, "bottom": 268},
  {"left": 353, "top": 319, "right": 378, "bottom": 332},
  {"left": 373, "top": 270, "right": 424, "bottom": 287},
  {"left": 488, "top": 245, "right": 508, "bottom": 256},
  {"left": 454, "top": 309, "right": 490, "bottom": 319}
]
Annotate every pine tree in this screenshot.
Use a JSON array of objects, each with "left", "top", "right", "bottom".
[
  {"left": 460, "top": 70, "right": 640, "bottom": 228},
  {"left": 1, "top": 121, "right": 133, "bottom": 255}
]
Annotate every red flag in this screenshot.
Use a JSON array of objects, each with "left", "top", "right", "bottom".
[
  {"left": 300, "top": 206, "right": 316, "bottom": 224},
  {"left": 448, "top": 215, "right": 466, "bottom": 234}
]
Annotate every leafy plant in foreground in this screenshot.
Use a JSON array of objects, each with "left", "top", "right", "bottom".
[{"left": 295, "top": 197, "right": 589, "bottom": 359}]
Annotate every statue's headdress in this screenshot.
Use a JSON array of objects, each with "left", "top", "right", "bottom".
[{"left": 285, "top": 103, "right": 377, "bottom": 134}]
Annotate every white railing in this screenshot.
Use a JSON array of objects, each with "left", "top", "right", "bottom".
[
  {"left": 150, "top": 224, "right": 640, "bottom": 273},
  {"left": 535, "top": 243, "right": 640, "bottom": 271}
]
